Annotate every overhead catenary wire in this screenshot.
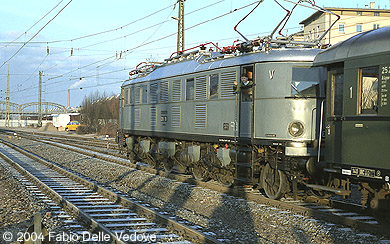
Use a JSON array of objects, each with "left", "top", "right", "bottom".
[
  {"left": 10, "top": 0, "right": 225, "bottom": 82},
  {"left": 79, "top": 0, "right": 226, "bottom": 50},
  {"left": 18, "top": 78, "right": 126, "bottom": 100},
  {"left": 6, "top": 2, "right": 187, "bottom": 93},
  {"left": 82, "top": 1, "right": 262, "bottom": 72},
  {"left": 9, "top": 12, "right": 381, "bottom": 98},
  {"left": 0, "top": 0, "right": 64, "bottom": 49},
  {"left": 9, "top": 54, "right": 49, "bottom": 90},
  {"left": 0, "top": 0, "right": 73, "bottom": 70},
  {"left": 9, "top": 0, "right": 299, "bottom": 97},
  {"left": 47, "top": 4, "right": 176, "bottom": 44},
  {"left": 41, "top": 1, "right": 259, "bottom": 86},
  {"left": 9, "top": 0, "right": 385, "bottom": 102},
  {"left": 16, "top": 14, "right": 374, "bottom": 97}
]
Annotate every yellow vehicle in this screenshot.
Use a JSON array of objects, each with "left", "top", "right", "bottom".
[{"left": 65, "top": 121, "right": 82, "bottom": 131}]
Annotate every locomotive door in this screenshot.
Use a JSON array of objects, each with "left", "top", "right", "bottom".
[
  {"left": 239, "top": 65, "right": 254, "bottom": 138},
  {"left": 326, "top": 70, "right": 344, "bottom": 163}
]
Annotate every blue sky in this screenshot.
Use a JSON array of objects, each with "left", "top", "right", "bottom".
[{"left": 0, "top": 0, "right": 389, "bottom": 107}]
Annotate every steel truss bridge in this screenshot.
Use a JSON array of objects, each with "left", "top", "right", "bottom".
[
  {"left": 0, "top": 101, "right": 68, "bottom": 127},
  {"left": 0, "top": 101, "right": 67, "bottom": 115}
]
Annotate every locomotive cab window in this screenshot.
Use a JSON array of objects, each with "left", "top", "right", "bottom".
[
  {"left": 209, "top": 74, "right": 219, "bottom": 99},
  {"left": 291, "top": 67, "right": 320, "bottom": 97},
  {"left": 241, "top": 66, "right": 253, "bottom": 102},
  {"left": 359, "top": 66, "right": 379, "bottom": 115},
  {"left": 186, "top": 78, "right": 194, "bottom": 101}
]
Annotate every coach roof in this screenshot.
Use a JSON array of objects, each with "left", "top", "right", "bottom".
[{"left": 314, "top": 26, "right": 390, "bottom": 66}]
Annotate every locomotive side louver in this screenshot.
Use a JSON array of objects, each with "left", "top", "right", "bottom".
[
  {"left": 195, "top": 104, "right": 207, "bottom": 129},
  {"left": 150, "top": 107, "right": 157, "bottom": 127},
  {"left": 171, "top": 105, "right": 181, "bottom": 128},
  {"left": 220, "top": 71, "right": 237, "bottom": 98}
]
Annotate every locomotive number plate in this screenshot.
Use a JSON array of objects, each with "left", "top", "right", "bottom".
[{"left": 351, "top": 167, "right": 382, "bottom": 179}]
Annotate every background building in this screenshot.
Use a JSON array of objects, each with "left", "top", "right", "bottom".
[{"left": 299, "top": 2, "right": 390, "bottom": 45}]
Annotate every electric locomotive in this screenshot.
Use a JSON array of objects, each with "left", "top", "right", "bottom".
[
  {"left": 117, "top": 41, "right": 327, "bottom": 200},
  {"left": 117, "top": 1, "right": 389, "bottom": 219},
  {"left": 313, "top": 26, "right": 390, "bottom": 212}
]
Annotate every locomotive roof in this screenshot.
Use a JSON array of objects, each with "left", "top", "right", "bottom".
[
  {"left": 314, "top": 26, "right": 390, "bottom": 66},
  {"left": 122, "top": 48, "right": 320, "bottom": 87}
]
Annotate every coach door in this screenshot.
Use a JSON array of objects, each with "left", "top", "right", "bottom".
[
  {"left": 326, "top": 69, "right": 344, "bottom": 163},
  {"left": 239, "top": 65, "right": 254, "bottom": 138}
]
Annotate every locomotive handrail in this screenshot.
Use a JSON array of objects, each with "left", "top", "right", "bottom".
[{"left": 317, "top": 99, "right": 325, "bottom": 162}]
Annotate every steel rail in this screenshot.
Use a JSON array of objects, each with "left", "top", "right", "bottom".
[
  {"left": 2, "top": 130, "right": 390, "bottom": 239},
  {"left": 0, "top": 143, "right": 126, "bottom": 244},
  {"left": 0, "top": 138, "right": 223, "bottom": 244}
]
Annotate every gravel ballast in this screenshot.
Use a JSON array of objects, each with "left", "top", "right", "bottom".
[
  {"left": 0, "top": 157, "right": 68, "bottom": 244},
  {"left": 1, "top": 133, "right": 389, "bottom": 244}
]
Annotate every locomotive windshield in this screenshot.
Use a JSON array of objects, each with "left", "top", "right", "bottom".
[{"left": 291, "top": 67, "right": 321, "bottom": 97}]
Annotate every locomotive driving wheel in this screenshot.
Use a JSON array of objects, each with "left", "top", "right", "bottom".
[
  {"left": 261, "top": 163, "right": 288, "bottom": 200},
  {"left": 192, "top": 163, "right": 209, "bottom": 181},
  {"left": 217, "top": 169, "right": 234, "bottom": 187}
]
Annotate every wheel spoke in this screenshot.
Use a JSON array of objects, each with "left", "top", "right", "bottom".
[{"left": 261, "top": 164, "right": 287, "bottom": 200}]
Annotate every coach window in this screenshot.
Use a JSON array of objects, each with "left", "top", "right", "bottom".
[
  {"left": 360, "top": 66, "right": 379, "bottom": 115},
  {"left": 209, "top": 74, "right": 219, "bottom": 99},
  {"left": 142, "top": 85, "right": 148, "bottom": 104},
  {"left": 186, "top": 78, "right": 194, "bottom": 101},
  {"left": 331, "top": 73, "right": 344, "bottom": 116}
]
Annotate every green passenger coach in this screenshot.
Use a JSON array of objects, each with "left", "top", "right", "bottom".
[{"left": 314, "top": 26, "right": 390, "bottom": 211}]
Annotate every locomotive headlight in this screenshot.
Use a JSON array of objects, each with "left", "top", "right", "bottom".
[{"left": 288, "top": 121, "right": 305, "bottom": 137}]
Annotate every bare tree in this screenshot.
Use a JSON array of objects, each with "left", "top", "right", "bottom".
[{"left": 79, "top": 91, "right": 119, "bottom": 135}]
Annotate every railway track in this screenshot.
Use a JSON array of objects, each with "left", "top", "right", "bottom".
[
  {"left": 2, "top": 129, "right": 390, "bottom": 241},
  {"left": 9, "top": 129, "right": 119, "bottom": 151},
  {"left": 0, "top": 137, "right": 222, "bottom": 244}
]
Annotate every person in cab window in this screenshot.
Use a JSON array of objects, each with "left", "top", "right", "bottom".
[{"left": 233, "top": 73, "right": 253, "bottom": 101}]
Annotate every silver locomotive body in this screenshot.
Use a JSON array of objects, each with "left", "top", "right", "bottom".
[{"left": 118, "top": 47, "right": 324, "bottom": 197}]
